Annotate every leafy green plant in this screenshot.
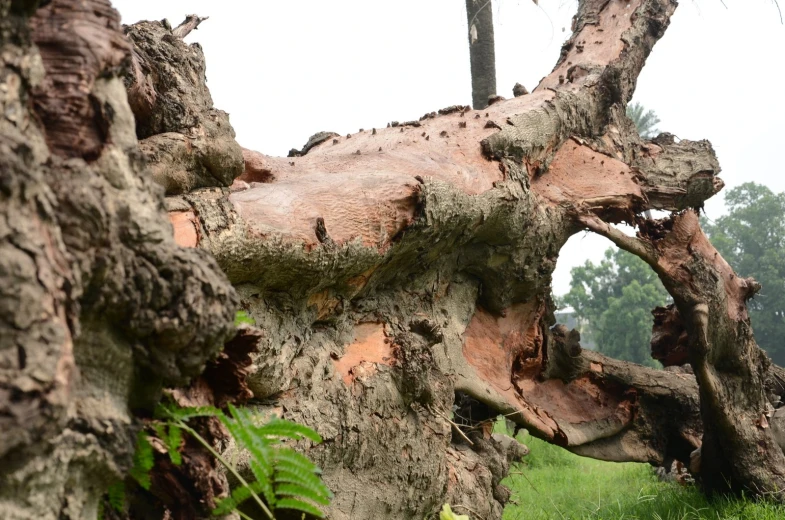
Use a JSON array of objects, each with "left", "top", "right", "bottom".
[
  {"left": 440, "top": 504, "right": 469, "bottom": 520},
  {"left": 153, "top": 402, "right": 332, "bottom": 520},
  {"left": 129, "top": 430, "right": 155, "bottom": 490},
  {"left": 234, "top": 310, "right": 256, "bottom": 326}
]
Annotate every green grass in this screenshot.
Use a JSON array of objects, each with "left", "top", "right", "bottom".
[{"left": 499, "top": 425, "right": 785, "bottom": 520}]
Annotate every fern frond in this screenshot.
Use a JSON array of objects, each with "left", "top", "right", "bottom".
[
  {"left": 151, "top": 423, "right": 182, "bottom": 466},
  {"left": 275, "top": 483, "right": 330, "bottom": 506},
  {"left": 276, "top": 497, "right": 326, "bottom": 518},
  {"left": 167, "top": 425, "right": 183, "bottom": 465},
  {"left": 129, "top": 431, "right": 155, "bottom": 490},
  {"left": 107, "top": 481, "right": 125, "bottom": 512},
  {"left": 275, "top": 448, "right": 323, "bottom": 476},
  {"left": 151, "top": 401, "right": 330, "bottom": 519},
  {"left": 224, "top": 405, "right": 276, "bottom": 505},
  {"left": 213, "top": 480, "right": 266, "bottom": 516}
]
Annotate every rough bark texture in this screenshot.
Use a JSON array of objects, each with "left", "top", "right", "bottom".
[
  {"left": 582, "top": 211, "right": 785, "bottom": 496},
  {"left": 4, "top": 0, "right": 785, "bottom": 519},
  {"left": 124, "top": 19, "right": 243, "bottom": 195},
  {"left": 0, "top": 1, "right": 237, "bottom": 519},
  {"left": 120, "top": 326, "right": 258, "bottom": 520},
  {"left": 465, "top": 0, "right": 497, "bottom": 109}
]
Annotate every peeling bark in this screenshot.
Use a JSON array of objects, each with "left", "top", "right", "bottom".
[
  {"left": 582, "top": 210, "right": 785, "bottom": 497},
  {"left": 122, "top": 327, "right": 258, "bottom": 520}
]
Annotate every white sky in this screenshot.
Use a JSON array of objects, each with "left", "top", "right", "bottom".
[{"left": 113, "top": 0, "right": 785, "bottom": 295}]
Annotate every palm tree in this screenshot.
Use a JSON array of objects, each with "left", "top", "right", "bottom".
[
  {"left": 465, "top": 0, "right": 497, "bottom": 109},
  {"left": 627, "top": 102, "right": 661, "bottom": 139}
]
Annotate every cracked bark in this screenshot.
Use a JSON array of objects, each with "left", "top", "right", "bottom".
[{"left": 159, "top": 0, "right": 784, "bottom": 514}]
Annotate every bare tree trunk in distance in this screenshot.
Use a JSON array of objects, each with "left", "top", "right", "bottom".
[
  {"left": 465, "top": 0, "right": 497, "bottom": 109},
  {"left": 4, "top": 0, "right": 785, "bottom": 519}
]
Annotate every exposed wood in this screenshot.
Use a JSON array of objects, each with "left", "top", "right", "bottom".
[
  {"left": 172, "top": 14, "right": 209, "bottom": 39},
  {"left": 584, "top": 210, "right": 785, "bottom": 497}
]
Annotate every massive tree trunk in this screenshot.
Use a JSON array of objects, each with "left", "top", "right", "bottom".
[
  {"left": 3, "top": 0, "right": 785, "bottom": 519},
  {"left": 465, "top": 0, "right": 497, "bottom": 109},
  {"left": 0, "top": 1, "right": 236, "bottom": 519}
]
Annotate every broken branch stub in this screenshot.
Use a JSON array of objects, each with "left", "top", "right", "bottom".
[{"left": 172, "top": 14, "right": 209, "bottom": 39}]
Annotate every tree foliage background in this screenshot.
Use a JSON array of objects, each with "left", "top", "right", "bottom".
[
  {"left": 626, "top": 102, "right": 660, "bottom": 139},
  {"left": 703, "top": 182, "right": 785, "bottom": 365},
  {"left": 562, "top": 247, "right": 669, "bottom": 366},
  {"left": 563, "top": 182, "right": 785, "bottom": 368}
]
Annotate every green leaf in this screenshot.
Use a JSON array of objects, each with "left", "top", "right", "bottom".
[
  {"left": 234, "top": 310, "right": 255, "bottom": 326},
  {"left": 212, "top": 481, "right": 266, "bottom": 516},
  {"left": 275, "top": 497, "right": 326, "bottom": 518},
  {"left": 275, "top": 483, "right": 331, "bottom": 505},
  {"left": 107, "top": 481, "right": 125, "bottom": 512},
  {"left": 167, "top": 424, "right": 183, "bottom": 466},
  {"left": 129, "top": 431, "right": 155, "bottom": 490},
  {"left": 440, "top": 503, "right": 469, "bottom": 520},
  {"left": 256, "top": 418, "right": 323, "bottom": 443}
]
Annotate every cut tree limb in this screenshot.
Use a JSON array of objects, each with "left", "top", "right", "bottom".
[{"left": 172, "top": 14, "right": 209, "bottom": 39}]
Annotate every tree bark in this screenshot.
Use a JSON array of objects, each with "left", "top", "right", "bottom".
[
  {"left": 465, "top": 0, "right": 497, "bottom": 109},
  {"left": 0, "top": 2, "right": 236, "bottom": 519},
  {"left": 4, "top": 0, "right": 785, "bottom": 519}
]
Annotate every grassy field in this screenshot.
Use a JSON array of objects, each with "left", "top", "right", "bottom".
[{"left": 500, "top": 428, "right": 785, "bottom": 520}]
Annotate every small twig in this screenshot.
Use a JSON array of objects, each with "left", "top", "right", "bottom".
[
  {"left": 509, "top": 469, "right": 541, "bottom": 495},
  {"left": 775, "top": 0, "right": 784, "bottom": 24},
  {"left": 431, "top": 408, "right": 474, "bottom": 446},
  {"left": 452, "top": 503, "right": 486, "bottom": 519},
  {"left": 172, "top": 14, "right": 209, "bottom": 39}
]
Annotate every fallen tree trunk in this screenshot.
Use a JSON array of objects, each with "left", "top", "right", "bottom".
[
  {"left": 134, "top": 0, "right": 785, "bottom": 515},
  {"left": 581, "top": 210, "right": 785, "bottom": 496},
  {"left": 4, "top": 0, "right": 785, "bottom": 518}
]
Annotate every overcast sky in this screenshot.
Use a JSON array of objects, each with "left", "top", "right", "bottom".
[{"left": 113, "top": 0, "right": 785, "bottom": 295}]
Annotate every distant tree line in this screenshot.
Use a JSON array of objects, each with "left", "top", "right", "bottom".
[
  {"left": 563, "top": 104, "right": 784, "bottom": 366},
  {"left": 563, "top": 182, "right": 785, "bottom": 366}
]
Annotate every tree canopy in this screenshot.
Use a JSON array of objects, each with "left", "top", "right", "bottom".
[
  {"left": 563, "top": 246, "right": 670, "bottom": 366},
  {"left": 703, "top": 182, "right": 785, "bottom": 365}
]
